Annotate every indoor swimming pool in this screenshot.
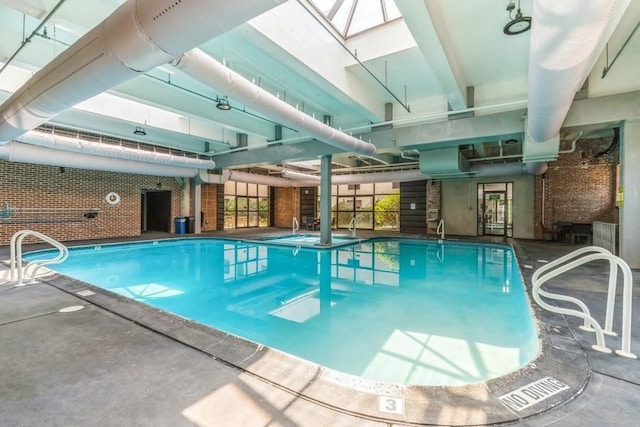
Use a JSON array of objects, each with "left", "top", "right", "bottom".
[{"left": 26, "top": 238, "right": 539, "bottom": 386}]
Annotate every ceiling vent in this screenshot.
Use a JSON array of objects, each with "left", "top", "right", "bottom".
[{"left": 419, "top": 147, "right": 471, "bottom": 178}]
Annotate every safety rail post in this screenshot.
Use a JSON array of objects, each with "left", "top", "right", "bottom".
[
  {"left": 531, "top": 246, "right": 635, "bottom": 358},
  {"left": 292, "top": 217, "right": 299, "bottom": 235},
  {"left": 437, "top": 219, "right": 445, "bottom": 242},
  {"left": 348, "top": 215, "right": 356, "bottom": 237},
  {"left": 9, "top": 230, "right": 68, "bottom": 286}
]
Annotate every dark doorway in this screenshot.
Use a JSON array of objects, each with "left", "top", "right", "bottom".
[{"left": 142, "top": 190, "right": 172, "bottom": 232}]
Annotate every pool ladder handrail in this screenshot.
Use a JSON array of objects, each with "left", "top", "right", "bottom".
[
  {"left": 292, "top": 217, "right": 299, "bottom": 235},
  {"left": 531, "top": 245, "right": 636, "bottom": 358},
  {"left": 437, "top": 219, "right": 445, "bottom": 243},
  {"left": 348, "top": 216, "right": 356, "bottom": 237},
  {"left": 8, "top": 230, "right": 69, "bottom": 286}
]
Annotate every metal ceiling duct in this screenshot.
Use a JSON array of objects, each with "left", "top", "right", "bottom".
[
  {"left": 170, "top": 49, "right": 377, "bottom": 156},
  {"left": 281, "top": 169, "right": 321, "bottom": 182},
  {"left": 0, "top": 0, "right": 285, "bottom": 143},
  {"left": 522, "top": 0, "right": 629, "bottom": 175},
  {"left": 332, "top": 169, "right": 427, "bottom": 184},
  {"left": 0, "top": 142, "right": 198, "bottom": 177},
  {"left": 16, "top": 130, "right": 216, "bottom": 169},
  {"left": 198, "top": 169, "right": 317, "bottom": 187},
  {"left": 418, "top": 147, "right": 470, "bottom": 178},
  {"left": 527, "top": 0, "right": 630, "bottom": 143},
  {"left": 200, "top": 159, "right": 537, "bottom": 186}
]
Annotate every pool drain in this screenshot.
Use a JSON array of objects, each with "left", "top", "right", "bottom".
[{"left": 59, "top": 305, "right": 85, "bottom": 313}]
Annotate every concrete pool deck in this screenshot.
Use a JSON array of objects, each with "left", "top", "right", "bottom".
[{"left": 1, "top": 229, "right": 639, "bottom": 426}]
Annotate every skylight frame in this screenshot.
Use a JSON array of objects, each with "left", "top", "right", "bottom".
[{"left": 307, "top": 0, "right": 402, "bottom": 39}]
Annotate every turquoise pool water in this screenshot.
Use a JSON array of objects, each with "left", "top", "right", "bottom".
[
  {"left": 251, "top": 233, "right": 358, "bottom": 247},
  {"left": 27, "top": 238, "right": 539, "bottom": 386}
]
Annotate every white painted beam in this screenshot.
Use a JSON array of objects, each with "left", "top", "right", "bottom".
[{"left": 394, "top": 0, "right": 467, "bottom": 111}]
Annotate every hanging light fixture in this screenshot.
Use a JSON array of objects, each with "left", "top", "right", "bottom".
[
  {"left": 133, "top": 126, "right": 146, "bottom": 136},
  {"left": 503, "top": 0, "right": 531, "bottom": 35},
  {"left": 216, "top": 95, "right": 231, "bottom": 111}
]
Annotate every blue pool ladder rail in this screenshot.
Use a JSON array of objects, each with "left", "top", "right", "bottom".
[{"left": 532, "top": 245, "right": 636, "bottom": 358}]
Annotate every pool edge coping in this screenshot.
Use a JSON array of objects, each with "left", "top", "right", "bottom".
[{"left": 31, "top": 237, "right": 592, "bottom": 425}]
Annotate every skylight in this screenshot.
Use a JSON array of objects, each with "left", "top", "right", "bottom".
[{"left": 309, "top": 0, "right": 402, "bottom": 39}]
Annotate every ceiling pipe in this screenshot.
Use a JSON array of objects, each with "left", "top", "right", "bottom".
[
  {"left": 201, "top": 158, "right": 537, "bottom": 187},
  {"left": 332, "top": 169, "right": 427, "bottom": 184},
  {"left": 0, "top": 0, "right": 286, "bottom": 143},
  {"left": 0, "top": 142, "right": 198, "bottom": 177},
  {"left": 524, "top": 0, "right": 629, "bottom": 176},
  {"left": 197, "top": 168, "right": 317, "bottom": 187},
  {"left": 230, "top": 170, "right": 317, "bottom": 187},
  {"left": 170, "top": 49, "right": 377, "bottom": 156},
  {"left": 197, "top": 169, "right": 231, "bottom": 184},
  {"left": 527, "top": 0, "right": 629, "bottom": 143},
  {"left": 281, "top": 169, "right": 321, "bottom": 182},
  {"left": 16, "top": 130, "right": 216, "bottom": 169}
]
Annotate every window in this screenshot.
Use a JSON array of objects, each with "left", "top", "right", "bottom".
[
  {"left": 224, "top": 181, "right": 270, "bottom": 229},
  {"left": 318, "top": 181, "right": 399, "bottom": 230}
]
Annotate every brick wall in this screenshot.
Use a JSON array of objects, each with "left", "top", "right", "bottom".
[
  {"left": 273, "top": 187, "right": 298, "bottom": 228},
  {"left": 533, "top": 138, "right": 618, "bottom": 239},
  {"left": 426, "top": 180, "right": 441, "bottom": 234},
  {"left": 200, "top": 183, "right": 218, "bottom": 231},
  {"left": 0, "top": 160, "right": 183, "bottom": 244}
]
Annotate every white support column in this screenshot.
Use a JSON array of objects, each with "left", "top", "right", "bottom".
[{"left": 619, "top": 119, "right": 640, "bottom": 268}]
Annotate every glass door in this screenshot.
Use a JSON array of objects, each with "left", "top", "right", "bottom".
[{"left": 477, "top": 183, "right": 513, "bottom": 237}]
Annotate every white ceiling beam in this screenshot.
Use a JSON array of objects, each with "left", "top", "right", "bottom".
[
  {"left": 394, "top": 0, "right": 467, "bottom": 111},
  {"left": 240, "top": 1, "right": 386, "bottom": 123}
]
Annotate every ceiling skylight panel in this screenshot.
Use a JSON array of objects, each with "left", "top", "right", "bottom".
[
  {"left": 332, "top": 0, "right": 354, "bottom": 35},
  {"left": 349, "top": 1, "right": 384, "bottom": 35},
  {"left": 307, "top": 0, "right": 401, "bottom": 38}
]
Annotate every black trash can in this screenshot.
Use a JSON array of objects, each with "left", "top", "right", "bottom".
[
  {"left": 185, "top": 216, "right": 195, "bottom": 234},
  {"left": 174, "top": 217, "right": 186, "bottom": 234}
]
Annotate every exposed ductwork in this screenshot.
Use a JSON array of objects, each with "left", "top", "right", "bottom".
[
  {"left": 418, "top": 147, "right": 470, "bottom": 178},
  {"left": 527, "top": 0, "right": 629, "bottom": 143},
  {"left": 281, "top": 159, "right": 535, "bottom": 184},
  {"left": 281, "top": 169, "right": 321, "bottom": 182},
  {"left": 0, "top": 142, "right": 199, "bottom": 177},
  {"left": 170, "top": 49, "right": 377, "bottom": 156},
  {"left": 0, "top": 0, "right": 285, "bottom": 143},
  {"left": 198, "top": 168, "right": 317, "bottom": 187},
  {"left": 16, "top": 130, "right": 216, "bottom": 169},
  {"left": 332, "top": 169, "right": 427, "bottom": 184},
  {"left": 524, "top": 0, "right": 630, "bottom": 174}
]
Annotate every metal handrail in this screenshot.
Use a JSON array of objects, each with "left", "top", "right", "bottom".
[
  {"left": 532, "top": 246, "right": 636, "bottom": 358},
  {"left": 9, "top": 230, "right": 68, "bottom": 286},
  {"left": 437, "top": 219, "right": 445, "bottom": 242},
  {"left": 292, "top": 217, "right": 299, "bottom": 235},
  {"left": 348, "top": 216, "right": 356, "bottom": 237},
  {"left": 436, "top": 243, "right": 445, "bottom": 263}
]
